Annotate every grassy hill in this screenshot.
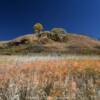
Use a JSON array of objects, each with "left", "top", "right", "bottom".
[{"left": 0, "top": 31, "right": 100, "bottom": 55}]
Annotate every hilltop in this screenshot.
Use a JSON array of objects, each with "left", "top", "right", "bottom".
[{"left": 0, "top": 27, "right": 100, "bottom": 55}]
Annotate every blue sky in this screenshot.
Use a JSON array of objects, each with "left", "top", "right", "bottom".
[{"left": 0, "top": 0, "right": 100, "bottom": 40}]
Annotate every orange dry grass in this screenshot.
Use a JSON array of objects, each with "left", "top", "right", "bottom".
[
  {"left": 0, "top": 59, "right": 99, "bottom": 85},
  {"left": 0, "top": 59, "right": 100, "bottom": 99},
  {"left": 0, "top": 59, "right": 100, "bottom": 75}
]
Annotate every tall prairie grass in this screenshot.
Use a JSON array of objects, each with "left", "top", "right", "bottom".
[{"left": 0, "top": 56, "right": 100, "bottom": 100}]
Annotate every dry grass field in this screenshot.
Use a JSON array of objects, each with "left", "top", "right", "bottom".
[{"left": 0, "top": 56, "right": 100, "bottom": 100}]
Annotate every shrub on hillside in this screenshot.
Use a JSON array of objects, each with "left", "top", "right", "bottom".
[
  {"left": 49, "top": 28, "right": 67, "bottom": 42},
  {"left": 26, "top": 44, "right": 45, "bottom": 53},
  {"left": 51, "top": 28, "right": 67, "bottom": 34}
]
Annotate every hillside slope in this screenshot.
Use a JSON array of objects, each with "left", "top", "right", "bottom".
[{"left": 0, "top": 32, "right": 100, "bottom": 55}]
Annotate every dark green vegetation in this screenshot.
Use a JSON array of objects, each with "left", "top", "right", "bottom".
[{"left": 0, "top": 27, "right": 100, "bottom": 55}]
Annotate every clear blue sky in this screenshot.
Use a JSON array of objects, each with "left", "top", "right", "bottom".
[{"left": 0, "top": 0, "right": 100, "bottom": 40}]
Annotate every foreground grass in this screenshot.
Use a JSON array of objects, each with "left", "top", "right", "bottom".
[{"left": 0, "top": 56, "right": 100, "bottom": 100}]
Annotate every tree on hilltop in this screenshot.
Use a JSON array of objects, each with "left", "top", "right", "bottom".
[{"left": 33, "top": 23, "right": 44, "bottom": 37}]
